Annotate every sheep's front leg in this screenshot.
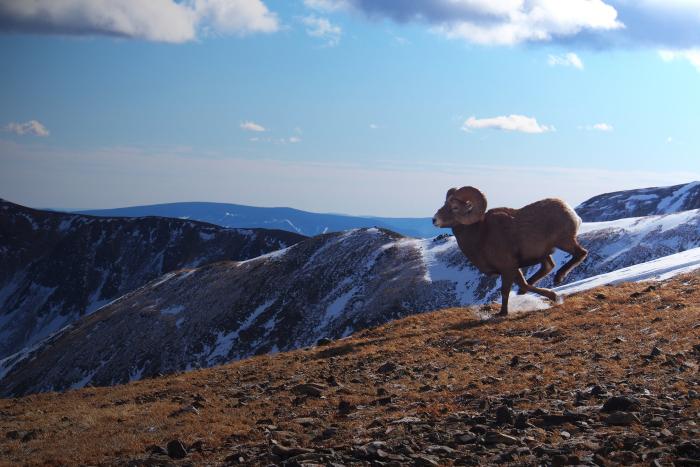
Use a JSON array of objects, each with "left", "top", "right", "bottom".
[
  {"left": 514, "top": 269, "right": 557, "bottom": 301},
  {"left": 498, "top": 274, "right": 514, "bottom": 316}
]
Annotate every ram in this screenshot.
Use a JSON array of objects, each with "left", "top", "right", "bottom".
[{"left": 433, "top": 186, "right": 587, "bottom": 316}]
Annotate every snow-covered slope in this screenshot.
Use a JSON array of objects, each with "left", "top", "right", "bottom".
[
  {"left": 555, "top": 247, "right": 700, "bottom": 295},
  {"left": 544, "top": 208, "right": 700, "bottom": 288},
  {"left": 3, "top": 206, "right": 700, "bottom": 396},
  {"left": 0, "top": 199, "right": 305, "bottom": 360},
  {"left": 78, "top": 201, "right": 442, "bottom": 238},
  {"left": 576, "top": 181, "right": 700, "bottom": 221}
]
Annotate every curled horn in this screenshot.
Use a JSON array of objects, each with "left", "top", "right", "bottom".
[{"left": 452, "top": 186, "right": 487, "bottom": 225}]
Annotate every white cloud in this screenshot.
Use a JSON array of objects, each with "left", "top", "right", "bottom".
[
  {"left": 303, "top": 1, "right": 700, "bottom": 49},
  {"left": 4, "top": 120, "right": 50, "bottom": 137},
  {"left": 593, "top": 123, "right": 613, "bottom": 131},
  {"left": 369, "top": 123, "right": 379, "bottom": 129},
  {"left": 0, "top": 0, "right": 279, "bottom": 43},
  {"left": 303, "top": 0, "right": 350, "bottom": 12},
  {"left": 240, "top": 121, "right": 266, "bottom": 132},
  {"left": 463, "top": 115, "right": 554, "bottom": 134},
  {"left": 581, "top": 123, "right": 614, "bottom": 131},
  {"left": 437, "top": 1, "right": 622, "bottom": 46},
  {"left": 306, "top": 0, "right": 622, "bottom": 46},
  {"left": 288, "top": 136, "right": 302, "bottom": 143},
  {"left": 300, "top": 15, "right": 342, "bottom": 46},
  {"left": 194, "top": 0, "right": 278, "bottom": 36},
  {"left": 548, "top": 52, "right": 584, "bottom": 69},
  {"left": 659, "top": 49, "right": 700, "bottom": 72}
]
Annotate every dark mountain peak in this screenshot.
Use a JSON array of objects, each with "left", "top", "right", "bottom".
[{"left": 576, "top": 181, "right": 700, "bottom": 222}]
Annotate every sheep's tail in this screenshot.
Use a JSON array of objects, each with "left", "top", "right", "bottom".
[{"left": 563, "top": 201, "right": 582, "bottom": 228}]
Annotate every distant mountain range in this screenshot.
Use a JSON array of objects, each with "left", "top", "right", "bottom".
[
  {"left": 3, "top": 206, "right": 700, "bottom": 397},
  {"left": 75, "top": 181, "right": 700, "bottom": 236},
  {"left": 0, "top": 199, "right": 305, "bottom": 360},
  {"left": 78, "top": 202, "right": 443, "bottom": 238},
  {"left": 577, "top": 181, "right": 700, "bottom": 221}
]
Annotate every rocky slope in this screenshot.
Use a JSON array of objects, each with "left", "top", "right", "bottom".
[
  {"left": 0, "top": 199, "right": 305, "bottom": 360},
  {"left": 0, "top": 274, "right": 698, "bottom": 466},
  {"left": 78, "top": 201, "right": 442, "bottom": 238},
  {"left": 576, "top": 181, "right": 700, "bottom": 221},
  {"left": 2, "top": 208, "right": 699, "bottom": 396}
]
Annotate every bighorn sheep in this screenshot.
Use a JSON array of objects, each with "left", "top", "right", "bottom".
[{"left": 432, "top": 187, "right": 587, "bottom": 316}]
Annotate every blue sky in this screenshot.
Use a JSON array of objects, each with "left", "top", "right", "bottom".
[{"left": 1, "top": 0, "right": 700, "bottom": 216}]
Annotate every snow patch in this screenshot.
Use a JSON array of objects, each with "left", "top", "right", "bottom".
[
  {"left": 149, "top": 272, "right": 177, "bottom": 288},
  {"left": 322, "top": 287, "right": 356, "bottom": 328},
  {"left": 161, "top": 305, "right": 185, "bottom": 316},
  {"left": 578, "top": 209, "right": 699, "bottom": 235},
  {"left": 199, "top": 231, "right": 215, "bottom": 241},
  {"left": 129, "top": 365, "right": 145, "bottom": 382},
  {"left": 627, "top": 194, "right": 659, "bottom": 201},
  {"left": 499, "top": 293, "right": 553, "bottom": 314},
  {"left": 414, "top": 237, "right": 481, "bottom": 305},
  {"left": 206, "top": 298, "right": 276, "bottom": 364},
  {"left": 237, "top": 245, "right": 293, "bottom": 266},
  {"left": 58, "top": 218, "right": 74, "bottom": 232},
  {"left": 657, "top": 181, "right": 700, "bottom": 214},
  {"left": 554, "top": 247, "right": 700, "bottom": 296}
]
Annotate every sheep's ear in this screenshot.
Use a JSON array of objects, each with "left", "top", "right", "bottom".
[
  {"left": 446, "top": 187, "right": 458, "bottom": 200},
  {"left": 452, "top": 186, "right": 487, "bottom": 225}
]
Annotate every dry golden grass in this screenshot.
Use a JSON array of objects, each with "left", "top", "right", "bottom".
[{"left": 1, "top": 273, "right": 699, "bottom": 465}]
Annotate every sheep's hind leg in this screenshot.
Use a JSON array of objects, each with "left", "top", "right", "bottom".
[
  {"left": 514, "top": 270, "right": 557, "bottom": 302},
  {"left": 498, "top": 274, "right": 514, "bottom": 316},
  {"left": 554, "top": 242, "right": 588, "bottom": 285},
  {"left": 517, "top": 255, "right": 555, "bottom": 294}
]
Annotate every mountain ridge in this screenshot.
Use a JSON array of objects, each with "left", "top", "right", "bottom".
[
  {"left": 3, "top": 206, "right": 699, "bottom": 397},
  {"left": 76, "top": 201, "right": 442, "bottom": 238},
  {"left": 0, "top": 199, "right": 305, "bottom": 360},
  {"left": 576, "top": 181, "right": 700, "bottom": 222}
]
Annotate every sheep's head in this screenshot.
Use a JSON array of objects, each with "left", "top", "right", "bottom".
[{"left": 433, "top": 186, "right": 487, "bottom": 227}]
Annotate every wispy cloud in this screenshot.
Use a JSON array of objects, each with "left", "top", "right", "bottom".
[
  {"left": 580, "top": 123, "right": 614, "bottom": 131},
  {"left": 300, "top": 15, "right": 342, "bottom": 46},
  {"left": 463, "top": 115, "right": 554, "bottom": 134},
  {"left": 249, "top": 136, "right": 302, "bottom": 144},
  {"left": 240, "top": 121, "right": 266, "bottom": 132},
  {"left": 548, "top": 53, "right": 584, "bottom": 70},
  {"left": 0, "top": 0, "right": 279, "bottom": 43},
  {"left": 369, "top": 123, "right": 379, "bottom": 130},
  {"left": 3, "top": 120, "right": 49, "bottom": 137},
  {"left": 659, "top": 49, "right": 700, "bottom": 72},
  {"left": 303, "top": 0, "right": 349, "bottom": 12}
]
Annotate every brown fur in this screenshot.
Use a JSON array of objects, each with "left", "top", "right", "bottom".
[{"left": 433, "top": 188, "right": 588, "bottom": 316}]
